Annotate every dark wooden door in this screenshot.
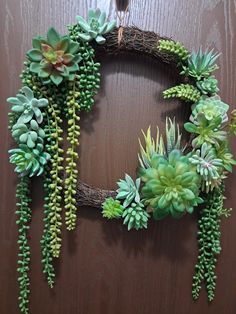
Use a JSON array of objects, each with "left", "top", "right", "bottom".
[{"left": 1, "top": 1, "right": 236, "bottom": 313}]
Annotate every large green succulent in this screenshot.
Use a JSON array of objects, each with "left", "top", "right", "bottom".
[
  {"left": 7, "top": 86, "right": 48, "bottom": 124},
  {"left": 141, "top": 150, "right": 202, "bottom": 219},
  {"left": 181, "top": 48, "right": 220, "bottom": 80},
  {"left": 9, "top": 143, "right": 50, "bottom": 177},
  {"left": 102, "top": 197, "right": 124, "bottom": 219},
  {"left": 196, "top": 76, "right": 219, "bottom": 95},
  {"left": 27, "top": 27, "right": 81, "bottom": 85},
  {"left": 122, "top": 202, "right": 150, "bottom": 231},
  {"left": 76, "top": 9, "right": 116, "bottom": 44},
  {"left": 116, "top": 174, "right": 141, "bottom": 208}
]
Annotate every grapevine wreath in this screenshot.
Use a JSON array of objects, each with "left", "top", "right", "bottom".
[{"left": 7, "top": 8, "right": 236, "bottom": 314}]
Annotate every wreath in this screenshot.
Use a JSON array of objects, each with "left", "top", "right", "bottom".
[{"left": 8, "top": 8, "right": 236, "bottom": 314}]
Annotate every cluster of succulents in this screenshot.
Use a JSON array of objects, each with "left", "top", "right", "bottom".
[{"left": 102, "top": 198, "right": 124, "bottom": 219}]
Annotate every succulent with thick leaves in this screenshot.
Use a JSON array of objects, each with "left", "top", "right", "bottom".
[
  {"left": 116, "top": 174, "right": 141, "bottom": 208},
  {"left": 181, "top": 48, "right": 220, "bottom": 80},
  {"left": 122, "top": 202, "right": 150, "bottom": 231},
  {"left": 102, "top": 197, "right": 124, "bottom": 219},
  {"left": 197, "top": 76, "right": 219, "bottom": 95},
  {"left": 27, "top": 28, "right": 81, "bottom": 85},
  {"left": 184, "top": 114, "right": 227, "bottom": 148},
  {"left": 163, "top": 84, "right": 201, "bottom": 103},
  {"left": 76, "top": 9, "right": 116, "bottom": 44},
  {"left": 158, "top": 39, "right": 190, "bottom": 61},
  {"left": 215, "top": 141, "right": 236, "bottom": 173},
  {"left": 7, "top": 86, "right": 48, "bottom": 124},
  {"left": 9, "top": 143, "right": 50, "bottom": 177},
  {"left": 191, "top": 96, "right": 229, "bottom": 123},
  {"left": 141, "top": 150, "right": 202, "bottom": 219}
]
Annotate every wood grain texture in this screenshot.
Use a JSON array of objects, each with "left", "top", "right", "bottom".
[{"left": 1, "top": 0, "right": 236, "bottom": 313}]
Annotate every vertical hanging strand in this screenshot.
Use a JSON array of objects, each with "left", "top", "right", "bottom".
[{"left": 16, "top": 176, "right": 31, "bottom": 314}]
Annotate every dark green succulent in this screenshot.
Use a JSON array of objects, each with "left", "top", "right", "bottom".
[
  {"left": 102, "top": 197, "right": 124, "bottom": 219},
  {"left": 7, "top": 86, "right": 48, "bottom": 124},
  {"left": 197, "top": 76, "right": 219, "bottom": 95},
  {"left": 215, "top": 141, "right": 236, "bottom": 172},
  {"left": 76, "top": 9, "right": 116, "bottom": 44},
  {"left": 141, "top": 150, "right": 202, "bottom": 219},
  {"left": 228, "top": 109, "right": 236, "bottom": 136},
  {"left": 122, "top": 202, "right": 150, "bottom": 231},
  {"left": 116, "top": 174, "right": 141, "bottom": 208},
  {"left": 9, "top": 143, "right": 50, "bottom": 177},
  {"left": 27, "top": 27, "right": 81, "bottom": 85}
]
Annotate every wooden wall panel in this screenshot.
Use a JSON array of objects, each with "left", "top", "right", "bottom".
[{"left": 0, "top": 1, "right": 236, "bottom": 313}]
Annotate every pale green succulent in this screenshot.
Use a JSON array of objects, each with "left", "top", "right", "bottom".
[
  {"left": 197, "top": 76, "right": 219, "bottom": 95},
  {"left": 116, "top": 174, "right": 141, "bottom": 208},
  {"left": 7, "top": 86, "right": 48, "bottom": 124},
  {"left": 191, "top": 96, "right": 229, "bottom": 123},
  {"left": 9, "top": 143, "right": 50, "bottom": 177},
  {"left": 215, "top": 141, "right": 236, "bottom": 173},
  {"left": 102, "top": 197, "right": 124, "bottom": 219},
  {"left": 122, "top": 202, "right": 150, "bottom": 231},
  {"left": 76, "top": 9, "right": 116, "bottom": 44}
]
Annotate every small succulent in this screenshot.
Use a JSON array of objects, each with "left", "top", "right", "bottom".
[
  {"left": 141, "top": 150, "right": 202, "bottom": 219},
  {"left": 228, "top": 109, "right": 236, "bottom": 136},
  {"left": 12, "top": 120, "right": 45, "bottom": 148},
  {"left": 9, "top": 143, "right": 50, "bottom": 177},
  {"left": 215, "top": 141, "right": 236, "bottom": 172},
  {"left": 76, "top": 9, "right": 116, "bottom": 44},
  {"left": 197, "top": 76, "right": 219, "bottom": 95},
  {"left": 184, "top": 114, "right": 227, "bottom": 147},
  {"left": 163, "top": 84, "right": 201, "bottom": 103},
  {"left": 7, "top": 86, "right": 48, "bottom": 124},
  {"left": 122, "top": 202, "right": 150, "bottom": 231},
  {"left": 189, "top": 143, "right": 223, "bottom": 191},
  {"left": 181, "top": 48, "right": 220, "bottom": 80},
  {"left": 102, "top": 197, "right": 124, "bottom": 219},
  {"left": 116, "top": 174, "right": 141, "bottom": 208},
  {"left": 27, "top": 27, "right": 81, "bottom": 85},
  {"left": 158, "top": 39, "right": 190, "bottom": 61}
]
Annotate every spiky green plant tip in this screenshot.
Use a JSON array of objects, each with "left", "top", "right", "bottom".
[
  {"left": 163, "top": 84, "right": 201, "bottom": 103},
  {"left": 158, "top": 39, "right": 190, "bottom": 61},
  {"left": 102, "top": 197, "right": 124, "bottom": 219}
]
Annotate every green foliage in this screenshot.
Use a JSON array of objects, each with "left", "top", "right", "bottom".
[
  {"left": 163, "top": 84, "right": 201, "bottom": 103},
  {"left": 184, "top": 114, "right": 227, "bottom": 148},
  {"left": 215, "top": 141, "right": 236, "bottom": 173},
  {"left": 7, "top": 86, "right": 48, "bottom": 124},
  {"left": 141, "top": 150, "right": 202, "bottom": 219},
  {"left": 102, "top": 197, "right": 124, "bottom": 219},
  {"left": 158, "top": 39, "right": 190, "bottom": 61},
  {"left": 27, "top": 27, "right": 81, "bottom": 85},
  {"left": 122, "top": 202, "right": 150, "bottom": 231},
  {"left": 16, "top": 177, "right": 31, "bottom": 314},
  {"left": 228, "top": 109, "right": 236, "bottom": 136},
  {"left": 196, "top": 76, "right": 219, "bottom": 95},
  {"left": 192, "top": 186, "right": 224, "bottom": 301},
  {"left": 76, "top": 9, "right": 116, "bottom": 44},
  {"left": 116, "top": 174, "right": 141, "bottom": 208},
  {"left": 9, "top": 143, "right": 50, "bottom": 177},
  {"left": 181, "top": 48, "right": 220, "bottom": 80}
]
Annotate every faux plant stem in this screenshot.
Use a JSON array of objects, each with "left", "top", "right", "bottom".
[{"left": 16, "top": 177, "right": 31, "bottom": 314}]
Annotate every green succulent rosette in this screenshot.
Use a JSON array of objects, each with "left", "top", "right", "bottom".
[
  {"left": 102, "top": 197, "right": 124, "bottom": 219},
  {"left": 122, "top": 202, "right": 150, "bottom": 231}
]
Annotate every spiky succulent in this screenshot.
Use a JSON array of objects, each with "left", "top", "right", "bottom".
[
  {"left": 215, "top": 141, "right": 236, "bottom": 172},
  {"left": 184, "top": 114, "right": 227, "bottom": 147},
  {"left": 122, "top": 202, "right": 150, "bottom": 231},
  {"left": 197, "top": 76, "right": 219, "bottom": 95},
  {"left": 27, "top": 27, "right": 81, "bottom": 85},
  {"left": 102, "top": 197, "right": 124, "bottom": 219},
  {"left": 76, "top": 9, "right": 116, "bottom": 44},
  {"left": 7, "top": 86, "right": 48, "bottom": 124},
  {"left": 9, "top": 143, "right": 50, "bottom": 177},
  {"left": 181, "top": 48, "right": 220, "bottom": 80},
  {"left": 191, "top": 96, "right": 229, "bottom": 123},
  {"left": 116, "top": 174, "right": 141, "bottom": 208},
  {"left": 141, "top": 150, "right": 202, "bottom": 219}
]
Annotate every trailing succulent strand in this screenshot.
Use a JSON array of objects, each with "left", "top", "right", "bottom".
[
  {"left": 163, "top": 84, "right": 201, "bottom": 103},
  {"left": 158, "top": 39, "right": 190, "bottom": 61},
  {"left": 192, "top": 186, "right": 225, "bottom": 301},
  {"left": 16, "top": 177, "right": 31, "bottom": 314}
]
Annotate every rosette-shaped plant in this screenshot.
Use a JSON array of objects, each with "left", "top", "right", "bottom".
[
  {"left": 102, "top": 197, "right": 124, "bottom": 219},
  {"left": 9, "top": 143, "right": 50, "bottom": 177},
  {"left": 141, "top": 150, "right": 202, "bottom": 219},
  {"left": 7, "top": 86, "right": 48, "bottom": 124},
  {"left": 197, "top": 76, "right": 219, "bottom": 95},
  {"left": 215, "top": 141, "right": 236, "bottom": 172},
  {"left": 27, "top": 28, "right": 81, "bottom": 85},
  {"left": 122, "top": 202, "right": 150, "bottom": 231},
  {"left": 116, "top": 174, "right": 141, "bottom": 208},
  {"left": 76, "top": 9, "right": 116, "bottom": 44},
  {"left": 191, "top": 96, "right": 229, "bottom": 123}
]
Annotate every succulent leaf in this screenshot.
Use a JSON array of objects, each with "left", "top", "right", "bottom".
[
  {"left": 116, "top": 174, "right": 142, "bottom": 208},
  {"left": 102, "top": 197, "right": 124, "bottom": 219}
]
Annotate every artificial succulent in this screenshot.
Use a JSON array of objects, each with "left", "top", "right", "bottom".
[
  {"left": 228, "top": 109, "right": 236, "bottom": 136},
  {"left": 215, "top": 141, "right": 236, "bottom": 173},
  {"left": 116, "top": 174, "right": 141, "bottom": 208},
  {"left": 27, "top": 27, "right": 81, "bottom": 85},
  {"left": 9, "top": 143, "right": 50, "bottom": 177},
  {"left": 102, "top": 197, "right": 124, "bottom": 219},
  {"left": 76, "top": 9, "right": 116, "bottom": 44},
  {"left": 122, "top": 202, "right": 150, "bottom": 231},
  {"left": 7, "top": 86, "right": 48, "bottom": 124},
  {"left": 158, "top": 39, "right": 190, "bottom": 61},
  {"left": 196, "top": 76, "right": 219, "bottom": 95},
  {"left": 141, "top": 150, "right": 202, "bottom": 219}
]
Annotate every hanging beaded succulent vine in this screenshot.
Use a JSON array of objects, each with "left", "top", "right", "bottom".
[{"left": 8, "top": 8, "right": 236, "bottom": 314}]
